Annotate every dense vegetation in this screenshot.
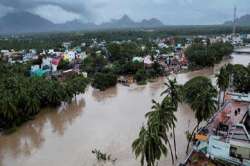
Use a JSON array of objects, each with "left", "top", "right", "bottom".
[
  {"left": 1, "top": 25, "right": 250, "bottom": 50},
  {"left": 185, "top": 42, "right": 233, "bottom": 68},
  {"left": 228, "top": 64, "right": 250, "bottom": 93},
  {"left": 92, "top": 72, "right": 117, "bottom": 91},
  {"left": 0, "top": 61, "right": 88, "bottom": 131},
  {"left": 80, "top": 42, "right": 164, "bottom": 89},
  {"left": 216, "top": 63, "right": 250, "bottom": 94}
]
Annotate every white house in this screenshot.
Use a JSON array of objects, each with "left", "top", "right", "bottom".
[
  {"left": 1, "top": 50, "right": 9, "bottom": 54},
  {"left": 158, "top": 43, "right": 168, "bottom": 49},
  {"left": 41, "top": 57, "right": 52, "bottom": 70},
  {"left": 79, "top": 52, "right": 87, "bottom": 60},
  {"left": 141, "top": 45, "right": 146, "bottom": 51},
  {"left": 81, "top": 42, "right": 86, "bottom": 47},
  {"left": 247, "top": 34, "right": 250, "bottom": 39},
  {"left": 64, "top": 51, "right": 76, "bottom": 61},
  {"left": 144, "top": 55, "right": 153, "bottom": 67},
  {"left": 62, "top": 42, "right": 71, "bottom": 49},
  {"left": 48, "top": 49, "right": 55, "bottom": 54},
  {"left": 132, "top": 57, "right": 144, "bottom": 63},
  {"left": 31, "top": 65, "right": 40, "bottom": 72},
  {"left": 232, "top": 36, "right": 243, "bottom": 45}
]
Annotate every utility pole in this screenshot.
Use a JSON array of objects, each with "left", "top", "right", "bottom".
[{"left": 233, "top": 6, "right": 237, "bottom": 37}]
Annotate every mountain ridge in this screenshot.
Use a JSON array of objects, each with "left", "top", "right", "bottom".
[
  {"left": 0, "top": 11, "right": 55, "bottom": 33},
  {"left": 224, "top": 14, "right": 250, "bottom": 26},
  {"left": 0, "top": 12, "right": 164, "bottom": 34}
]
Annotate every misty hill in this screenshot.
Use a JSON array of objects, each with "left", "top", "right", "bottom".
[
  {"left": 0, "top": 12, "right": 164, "bottom": 34},
  {"left": 57, "top": 20, "right": 97, "bottom": 32},
  {"left": 224, "top": 14, "right": 250, "bottom": 26},
  {"left": 0, "top": 12, "right": 55, "bottom": 33},
  {"left": 140, "top": 18, "right": 164, "bottom": 28},
  {"left": 0, "top": 12, "right": 94, "bottom": 33},
  {"left": 100, "top": 15, "right": 164, "bottom": 29}
]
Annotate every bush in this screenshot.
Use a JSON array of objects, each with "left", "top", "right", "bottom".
[
  {"left": 231, "top": 64, "right": 250, "bottom": 93},
  {"left": 111, "top": 61, "right": 144, "bottom": 75},
  {"left": 92, "top": 72, "right": 117, "bottom": 91},
  {"left": 58, "top": 59, "right": 71, "bottom": 70},
  {"left": 134, "top": 69, "right": 147, "bottom": 84},
  {"left": 80, "top": 54, "right": 107, "bottom": 75}
]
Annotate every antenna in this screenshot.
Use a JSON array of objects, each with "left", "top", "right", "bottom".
[{"left": 233, "top": 6, "right": 237, "bottom": 36}]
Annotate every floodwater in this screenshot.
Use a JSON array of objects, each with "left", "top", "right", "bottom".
[{"left": 0, "top": 51, "right": 250, "bottom": 166}]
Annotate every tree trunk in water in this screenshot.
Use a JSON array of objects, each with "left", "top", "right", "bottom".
[
  {"left": 222, "top": 90, "right": 226, "bottom": 106},
  {"left": 165, "top": 136, "right": 175, "bottom": 165},
  {"left": 172, "top": 128, "right": 178, "bottom": 160},
  {"left": 185, "top": 122, "right": 200, "bottom": 154},
  {"left": 217, "top": 90, "right": 221, "bottom": 110}
]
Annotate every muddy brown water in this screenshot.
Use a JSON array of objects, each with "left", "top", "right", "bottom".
[{"left": 0, "top": 52, "right": 250, "bottom": 166}]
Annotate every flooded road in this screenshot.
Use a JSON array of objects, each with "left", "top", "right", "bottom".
[{"left": 0, "top": 52, "right": 250, "bottom": 166}]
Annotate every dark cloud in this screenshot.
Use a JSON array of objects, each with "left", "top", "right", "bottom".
[
  {"left": 0, "top": 0, "right": 93, "bottom": 20},
  {"left": 0, "top": 0, "right": 249, "bottom": 25}
]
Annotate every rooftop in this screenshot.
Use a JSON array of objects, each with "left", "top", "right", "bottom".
[{"left": 189, "top": 91, "right": 250, "bottom": 166}]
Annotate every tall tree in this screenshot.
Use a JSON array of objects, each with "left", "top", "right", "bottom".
[
  {"left": 183, "top": 76, "right": 217, "bottom": 154},
  {"left": 216, "top": 67, "right": 229, "bottom": 108},
  {"left": 132, "top": 125, "right": 167, "bottom": 166},
  {"left": 161, "top": 78, "right": 182, "bottom": 159},
  {"left": 146, "top": 99, "right": 176, "bottom": 164}
]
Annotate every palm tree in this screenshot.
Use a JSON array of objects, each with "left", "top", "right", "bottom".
[
  {"left": 146, "top": 99, "right": 176, "bottom": 164},
  {"left": 225, "top": 63, "right": 235, "bottom": 89},
  {"left": 161, "top": 78, "right": 182, "bottom": 108},
  {"left": 184, "top": 76, "right": 217, "bottom": 154},
  {"left": 25, "top": 96, "right": 40, "bottom": 115},
  {"left": 0, "top": 93, "right": 17, "bottom": 127},
  {"left": 161, "top": 78, "right": 181, "bottom": 159},
  {"left": 216, "top": 67, "right": 229, "bottom": 108},
  {"left": 132, "top": 125, "right": 167, "bottom": 166}
]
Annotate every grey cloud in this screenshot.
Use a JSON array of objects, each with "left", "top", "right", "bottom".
[
  {"left": 0, "top": 0, "right": 250, "bottom": 25},
  {"left": 0, "top": 0, "right": 94, "bottom": 21}
]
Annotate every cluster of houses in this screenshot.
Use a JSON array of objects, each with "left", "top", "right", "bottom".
[
  {"left": 130, "top": 36, "right": 190, "bottom": 73},
  {"left": 0, "top": 42, "right": 88, "bottom": 77},
  {"left": 1, "top": 33, "right": 249, "bottom": 79},
  {"left": 209, "top": 33, "right": 250, "bottom": 46},
  {"left": 30, "top": 49, "right": 87, "bottom": 77},
  {"left": 182, "top": 92, "right": 250, "bottom": 166}
]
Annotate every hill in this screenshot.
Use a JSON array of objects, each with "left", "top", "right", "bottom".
[
  {"left": 0, "top": 12, "right": 165, "bottom": 34},
  {"left": 224, "top": 14, "right": 250, "bottom": 26},
  {"left": 100, "top": 15, "right": 164, "bottom": 29},
  {"left": 0, "top": 11, "right": 55, "bottom": 33}
]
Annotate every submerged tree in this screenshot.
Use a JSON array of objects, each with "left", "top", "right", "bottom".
[{"left": 0, "top": 62, "right": 89, "bottom": 130}]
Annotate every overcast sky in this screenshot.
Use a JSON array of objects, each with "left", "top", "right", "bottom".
[{"left": 0, "top": 0, "right": 249, "bottom": 25}]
